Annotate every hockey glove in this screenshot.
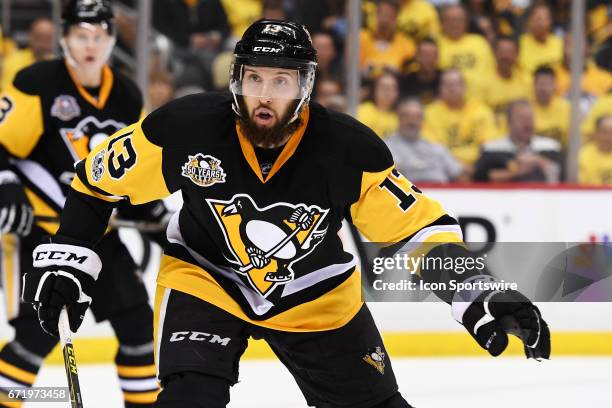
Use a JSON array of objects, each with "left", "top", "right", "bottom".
[
  {"left": 0, "top": 170, "right": 34, "bottom": 236},
  {"left": 451, "top": 276, "right": 550, "bottom": 360},
  {"left": 22, "top": 237, "right": 102, "bottom": 336}
]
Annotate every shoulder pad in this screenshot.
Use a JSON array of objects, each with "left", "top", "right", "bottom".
[
  {"left": 12, "top": 59, "right": 64, "bottom": 95},
  {"left": 320, "top": 105, "right": 394, "bottom": 173},
  {"left": 141, "top": 92, "right": 234, "bottom": 147}
]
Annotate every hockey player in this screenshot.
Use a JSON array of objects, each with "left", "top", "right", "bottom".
[
  {"left": 23, "top": 20, "right": 550, "bottom": 407},
  {"left": 0, "top": 1, "right": 162, "bottom": 406}
]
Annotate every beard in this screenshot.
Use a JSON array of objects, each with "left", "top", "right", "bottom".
[{"left": 237, "top": 98, "right": 303, "bottom": 148}]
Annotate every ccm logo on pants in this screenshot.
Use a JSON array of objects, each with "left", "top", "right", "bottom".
[{"left": 169, "top": 331, "right": 231, "bottom": 346}]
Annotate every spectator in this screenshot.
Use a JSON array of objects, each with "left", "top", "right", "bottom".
[
  {"left": 262, "top": 0, "right": 288, "bottom": 20},
  {"left": 478, "top": 36, "right": 531, "bottom": 137},
  {"left": 325, "top": 94, "right": 348, "bottom": 113},
  {"left": 474, "top": 100, "right": 562, "bottom": 183},
  {"left": 364, "top": 0, "right": 440, "bottom": 41},
  {"left": 532, "top": 66, "right": 570, "bottom": 147},
  {"left": 397, "top": 0, "right": 441, "bottom": 40},
  {"left": 422, "top": 69, "right": 497, "bottom": 168},
  {"left": 437, "top": 4, "right": 495, "bottom": 95},
  {"left": 554, "top": 34, "right": 612, "bottom": 98},
  {"left": 357, "top": 71, "right": 400, "bottom": 138},
  {"left": 582, "top": 92, "right": 612, "bottom": 140},
  {"left": 359, "top": 0, "right": 416, "bottom": 76},
  {"left": 1, "top": 18, "right": 56, "bottom": 91},
  {"left": 579, "top": 115, "right": 612, "bottom": 185},
  {"left": 462, "top": 0, "right": 497, "bottom": 44},
  {"left": 292, "top": 0, "right": 346, "bottom": 37},
  {"left": 220, "top": 0, "right": 262, "bottom": 40},
  {"left": 148, "top": 70, "right": 175, "bottom": 112},
  {"left": 519, "top": 4, "right": 563, "bottom": 74},
  {"left": 312, "top": 31, "right": 343, "bottom": 83},
  {"left": 153, "top": 0, "right": 230, "bottom": 89},
  {"left": 385, "top": 99, "right": 467, "bottom": 183},
  {"left": 314, "top": 78, "right": 342, "bottom": 108},
  {"left": 399, "top": 38, "right": 441, "bottom": 105}
]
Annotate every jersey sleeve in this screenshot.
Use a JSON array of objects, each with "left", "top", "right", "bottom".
[
  {"left": 72, "top": 119, "right": 172, "bottom": 205},
  {"left": 349, "top": 166, "right": 463, "bottom": 244},
  {"left": 0, "top": 80, "right": 44, "bottom": 159}
]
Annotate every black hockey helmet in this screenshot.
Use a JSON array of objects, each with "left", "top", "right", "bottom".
[
  {"left": 230, "top": 19, "right": 318, "bottom": 122},
  {"left": 62, "top": 0, "right": 115, "bottom": 35}
]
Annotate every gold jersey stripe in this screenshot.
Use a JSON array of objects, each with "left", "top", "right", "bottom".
[
  {"left": 116, "top": 364, "right": 157, "bottom": 378},
  {"left": 0, "top": 359, "right": 36, "bottom": 385},
  {"left": 65, "top": 62, "right": 114, "bottom": 110},
  {"left": 0, "top": 235, "right": 18, "bottom": 319},
  {"left": 156, "top": 254, "right": 363, "bottom": 332},
  {"left": 76, "top": 122, "right": 171, "bottom": 205},
  {"left": 0, "top": 391, "right": 24, "bottom": 407},
  {"left": 122, "top": 390, "right": 160, "bottom": 404},
  {"left": 0, "top": 82, "right": 44, "bottom": 158}
]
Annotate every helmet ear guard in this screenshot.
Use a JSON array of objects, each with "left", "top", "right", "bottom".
[{"left": 230, "top": 19, "right": 318, "bottom": 123}]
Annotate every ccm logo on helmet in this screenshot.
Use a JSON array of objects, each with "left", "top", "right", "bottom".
[
  {"left": 169, "top": 331, "right": 231, "bottom": 346},
  {"left": 253, "top": 46, "right": 281, "bottom": 53}
]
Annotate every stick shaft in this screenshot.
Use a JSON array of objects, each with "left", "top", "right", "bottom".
[{"left": 59, "top": 308, "right": 84, "bottom": 408}]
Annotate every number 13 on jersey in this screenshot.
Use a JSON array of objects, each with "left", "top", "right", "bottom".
[{"left": 379, "top": 169, "right": 422, "bottom": 212}]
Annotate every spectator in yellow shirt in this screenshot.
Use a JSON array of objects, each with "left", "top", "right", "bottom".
[
  {"left": 357, "top": 71, "right": 400, "bottom": 139},
  {"left": 532, "top": 66, "right": 570, "bottom": 148},
  {"left": 1, "top": 17, "right": 56, "bottom": 91},
  {"left": 220, "top": 0, "right": 262, "bottom": 39},
  {"left": 436, "top": 4, "right": 495, "bottom": 96},
  {"left": 579, "top": 115, "right": 612, "bottom": 185},
  {"left": 478, "top": 36, "right": 532, "bottom": 137},
  {"left": 363, "top": 0, "right": 440, "bottom": 41},
  {"left": 582, "top": 92, "right": 612, "bottom": 140},
  {"left": 554, "top": 34, "right": 612, "bottom": 97},
  {"left": 519, "top": 4, "right": 563, "bottom": 74},
  {"left": 360, "top": 0, "right": 416, "bottom": 76},
  {"left": 422, "top": 69, "right": 497, "bottom": 168},
  {"left": 397, "top": 0, "right": 441, "bottom": 40}
]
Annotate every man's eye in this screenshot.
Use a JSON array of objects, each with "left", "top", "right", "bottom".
[
  {"left": 275, "top": 78, "right": 287, "bottom": 86},
  {"left": 248, "top": 75, "right": 261, "bottom": 82}
]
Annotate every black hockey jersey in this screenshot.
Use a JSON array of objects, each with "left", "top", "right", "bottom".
[
  {"left": 0, "top": 59, "right": 142, "bottom": 233},
  {"left": 69, "top": 92, "right": 463, "bottom": 331}
]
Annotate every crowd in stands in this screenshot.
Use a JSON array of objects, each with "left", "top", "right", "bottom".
[{"left": 0, "top": 0, "right": 611, "bottom": 185}]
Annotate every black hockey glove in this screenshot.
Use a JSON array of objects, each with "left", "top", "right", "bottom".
[
  {"left": 22, "top": 236, "right": 102, "bottom": 336},
  {"left": 0, "top": 170, "right": 34, "bottom": 236},
  {"left": 451, "top": 276, "right": 550, "bottom": 360}
]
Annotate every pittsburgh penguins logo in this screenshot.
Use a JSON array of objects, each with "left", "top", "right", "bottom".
[
  {"left": 207, "top": 194, "right": 328, "bottom": 297},
  {"left": 59, "top": 116, "right": 126, "bottom": 160},
  {"left": 363, "top": 347, "right": 386, "bottom": 375}
]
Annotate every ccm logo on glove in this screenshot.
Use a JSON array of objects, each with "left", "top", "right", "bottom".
[{"left": 34, "top": 251, "right": 88, "bottom": 263}]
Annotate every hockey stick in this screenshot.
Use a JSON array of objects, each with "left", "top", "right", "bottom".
[{"left": 58, "top": 308, "right": 84, "bottom": 408}]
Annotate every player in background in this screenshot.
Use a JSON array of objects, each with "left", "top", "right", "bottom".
[
  {"left": 23, "top": 20, "right": 549, "bottom": 407},
  {"left": 0, "top": 1, "right": 164, "bottom": 406}
]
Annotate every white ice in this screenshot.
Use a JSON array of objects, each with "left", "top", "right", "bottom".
[{"left": 28, "top": 356, "right": 612, "bottom": 407}]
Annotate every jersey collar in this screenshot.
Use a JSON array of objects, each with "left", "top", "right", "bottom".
[
  {"left": 236, "top": 106, "right": 310, "bottom": 184},
  {"left": 65, "top": 61, "right": 114, "bottom": 110}
]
